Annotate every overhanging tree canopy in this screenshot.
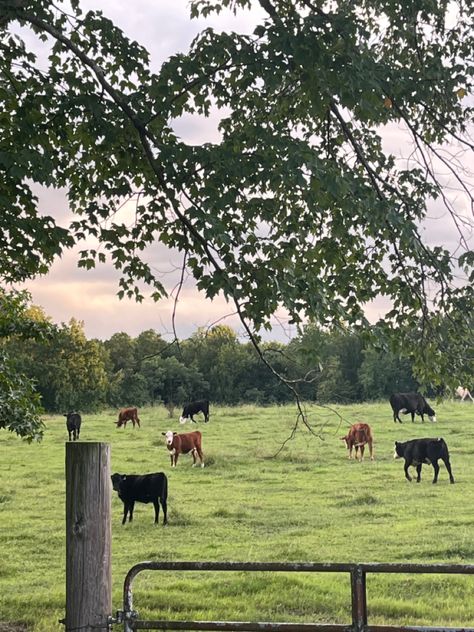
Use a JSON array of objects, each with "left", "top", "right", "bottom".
[{"left": 1, "top": 0, "right": 473, "bottom": 423}]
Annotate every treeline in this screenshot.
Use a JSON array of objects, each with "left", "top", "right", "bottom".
[{"left": 4, "top": 307, "right": 420, "bottom": 413}]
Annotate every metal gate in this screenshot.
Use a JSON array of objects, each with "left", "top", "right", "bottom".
[{"left": 116, "top": 561, "right": 474, "bottom": 632}]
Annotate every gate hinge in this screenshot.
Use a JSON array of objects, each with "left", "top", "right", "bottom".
[{"left": 110, "top": 609, "right": 139, "bottom": 625}]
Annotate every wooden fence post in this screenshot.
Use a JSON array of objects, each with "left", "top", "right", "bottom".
[{"left": 65, "top": 442, "right": 111, "bottom": 631}]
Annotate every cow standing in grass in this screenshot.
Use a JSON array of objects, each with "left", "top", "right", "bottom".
[
  {"left": 394, "top": 438, "right": 455, "bottom": 484},
  {"left": 180, "top": 399, "right": 210, "bottom": 424},
  {"left": 64, "top": 412, "right": 81, "bottom": 441},
  {"left": 340, "top": 422, "right": 374, "bottom": 461},
  {"left": 111, "top": 472, "right": 168, "bottom": 524},
  {"left": 116, "top": 407, "right": 141, "bottom": 428},
  {"left": 389, "top": 393, "right": 436, "bottom": 423},
  {"left": 162, "top": 430, "right": 204, "bottom": 467}
]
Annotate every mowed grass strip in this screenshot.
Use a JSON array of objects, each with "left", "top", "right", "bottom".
[{"left": 0, "top": 401, "right": 474, "bottom": 631}]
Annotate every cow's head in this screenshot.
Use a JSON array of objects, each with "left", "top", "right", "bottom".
[
  {"left": 393, "top": 441, "right": 404, "bottom": 459},
  {"left": 111, "top": 473, "right": 125, "bottom": 492},
  {"left": 161, "top": 430, "right": 177, "bottom": 446},
  {"left": 425, "top": 405, "right": 436, "bottom": 422},
  {"left": 179, "top": 416, "right": 189, "bottom": 424},
  {"left": 340, "top": 435, "right": 350, "bottom": 448}
]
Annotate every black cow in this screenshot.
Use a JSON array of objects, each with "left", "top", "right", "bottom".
[
  {"left": 64, "top": 412, "right": 81, "bottom": 441},
  {"left": 394, "top": 438, "right": 455, "bottom": 484},
  {"left": 180, "top": 399, "right": 210, "bottom": 424},
  {"left": 389, "top": 392, "right": 436, "bottom": 423},
  {"left": 111, "top": 472, "right": 168, "bottom": 525}
]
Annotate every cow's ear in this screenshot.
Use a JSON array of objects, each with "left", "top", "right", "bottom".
[
  {"left": 173, "top": 432, "right": 177, "bottom": 436},
  {"left": 161, "top": 432, "right": 166, "bottom": 436}
]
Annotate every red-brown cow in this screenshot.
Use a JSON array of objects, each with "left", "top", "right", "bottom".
[
  {"left": 116, "top": 407, "right": 141, "bottom": 429},
  {"left": 340, "top": 422, "right": 374, "bottom": 461},
  {"left": 161, "top": 430, "right": 204, "bottom": 468}
]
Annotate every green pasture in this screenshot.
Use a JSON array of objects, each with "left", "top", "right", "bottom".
[{"left": 1, "top": 401, "right": 474, "bottom": 631}]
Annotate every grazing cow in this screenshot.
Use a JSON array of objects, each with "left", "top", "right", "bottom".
[
  {"left": 116, "top": 407, "right": 141, "bottom": 429},
  {"left": 389, "top": 392, "right": 436, "bottom": 423},
  {"left": 64, "top": 412, "right": 81, "bottom": 441},
  {"left": 180, "top": 399, "right": 210, "bottom": 424},
  {"left": 162, "top": 430, "right": 204, "bottom": 467},
  {"left": 394, "top": 438, "right": 455, "bottom": 484},
  {"left": 340, "top": 422, "right": 374, "bottom": 461},
  {"left": 455, "top": 386, "right": 474, "bottom": 402},
  {"left": 111, "top": 472, "right": 168, "bottom": 525}
]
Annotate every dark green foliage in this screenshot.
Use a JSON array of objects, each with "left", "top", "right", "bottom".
[{"left": 0, "top": 289, "right": 52, "bottom": 440}]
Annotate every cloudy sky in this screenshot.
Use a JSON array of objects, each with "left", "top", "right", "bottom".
[{"left": 17, "top": 1, "right": 474, "bottom": 342}]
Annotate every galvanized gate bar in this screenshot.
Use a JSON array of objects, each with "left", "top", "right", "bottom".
[
  {"left": 122, "top": 561, "right": 474, "bottom": 632},
  {"left": 130, "top": 622, "right": 350, "bottom": 631}
]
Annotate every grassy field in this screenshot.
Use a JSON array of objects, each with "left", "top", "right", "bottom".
[{"left": 1, "top": 400, "right": 474, "bottom": 631}]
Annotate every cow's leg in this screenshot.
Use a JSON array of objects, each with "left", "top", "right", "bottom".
[
  {"left": 122, "top": 503, "right": 129, "bottom": 525},
  {"left": 161, "top": 497, "right": 168, "bottom": 525},
  {"left": 404, "top": 462, "right": 412, "bottom": 482},
  {"left": 68, "top": 430, "right": 71, "bottom": 441},
  {"left": 411, "top": 412, "right": 415, "bottom": 422},
  {"left": 173, "top": 453, "right": 178, "bottom": 467},
  {"left": 190, "top": 415, "right": 197, "bottom": 423},
  {"left": 153, "top": 499, "right": 160, "bottom": 524},
  {"left": 359, "top": 445, "right": 365, "bottom": 462},
  {"left": 416, "top": 463, "right": 422, "bottom": 482},
  {"left": 432, "top": 461, "right": 440, "bottom": 484},
  {"left": 137, "top": 417, "right": 141, "bottom": 428},
  {"left": 129, "top": 501, "right": 135, "bottom": 522},
  {"left": 442, "top": 457, "right": 455, "bottom": 484},
  {"left": 196, "top": 446, "right": 205, "bottom": 468},
  {"left": 394, "top": 412, "right": 402, "bottom": 423},
  {"left": 76, "top": 427, "right": 80, "bottom": 440},
  {"left": 348, "top": 444, "right": 353, "bottom": 459}
]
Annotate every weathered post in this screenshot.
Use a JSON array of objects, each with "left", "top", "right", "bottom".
[{"left": 65, "top": 442, "right": 111, "bottom": 631}]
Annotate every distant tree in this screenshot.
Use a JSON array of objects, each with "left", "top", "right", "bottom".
[
  {"left": 157, "top": 356, "right": 209, "bottom": 409},
  {"left": 104, "top": 332, "right": 135, "bottom": 374},
  {"left": 7, "top": 317, "right": 108, "bottom": 412},
  {"left": 358, "top": 348, "right": 417, "bottom": 401},
  {"left": 108, "top": 370, "right": 148, "bottom": 408},
  {"left": 0, "top": 289, "right": 53, "bottom": 440},
  {"left": 134, "top": 329, "right": 167, "bottom": 365},
  {"left": 140, "top": 357, "right": 166, "bottom": 406}
]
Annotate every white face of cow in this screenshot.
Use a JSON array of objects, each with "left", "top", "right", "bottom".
[
  {"left": 164, "top": 430, "right": 174, "bottom": 446},
  {"left": 429, "top": 415, "right": 436, "bottom": 422},
  {"left": 179, "top": 416, "right": 188, "bottom": 424}
]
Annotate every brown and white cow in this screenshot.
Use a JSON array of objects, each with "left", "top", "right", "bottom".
[
  {"left": 340, "top": 422, "right": 374, "bottom": 461},
  {"left": 161, "top": 430, "right": 204, "bottom": 468},
  {"left": 116, "top": 407, "right": 141, "bottom": 429}
]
